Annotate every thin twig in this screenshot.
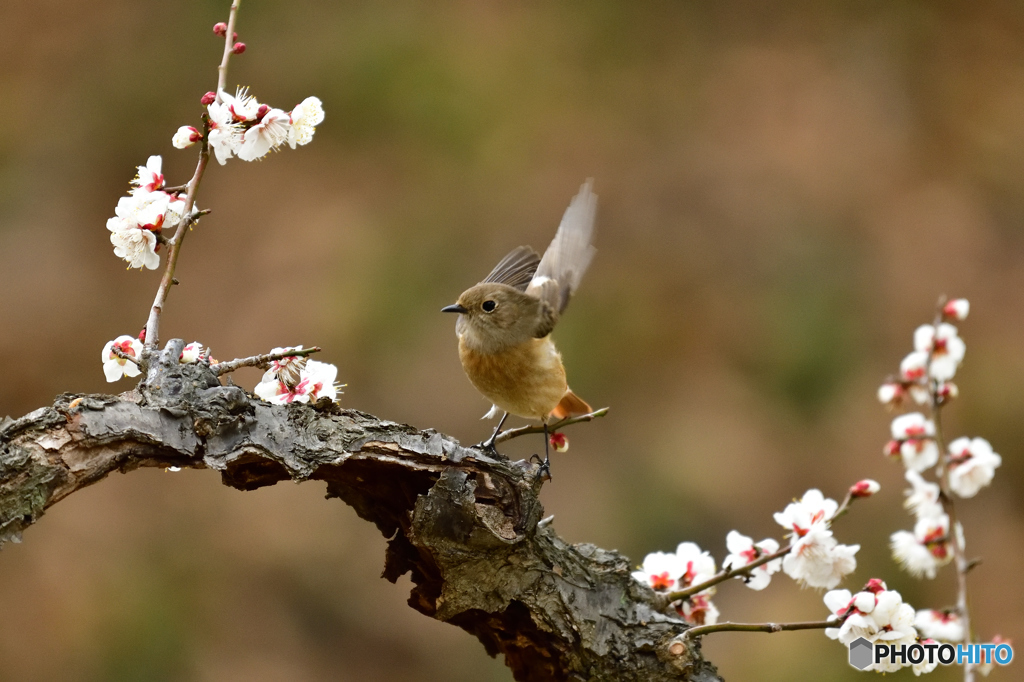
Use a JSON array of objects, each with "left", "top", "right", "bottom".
[
  {"left": 927, "top": 296, "right": 974, "bottom": 682},
  {"left": 494, "top": 407, "right": 610, "bottom": 444},
  {"left": 142, "top": 142, "right": 210, "bottom": 349},
  {"left": 212, "top": 346, "right": 321, "bottom": 376},
  {"left": 664, "top": 545, "right": 791, "bottom": 603},
  {"left": 143, "top": 0, "right": 242, "bottom": 350},
  {"left": 684, "top": 618, "right": 837, "bottom": 639},
  {"left": 217, "top": 0, "right": 242, "bottom": 96}
]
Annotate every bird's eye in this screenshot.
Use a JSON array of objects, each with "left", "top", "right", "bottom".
[{"left": 482, "top": 300, "right": 497, "bottom": 313}]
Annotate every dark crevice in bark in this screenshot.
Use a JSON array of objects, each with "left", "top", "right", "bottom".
[{"left": 0, "top": 339, "right": 721, "bottom": 682}]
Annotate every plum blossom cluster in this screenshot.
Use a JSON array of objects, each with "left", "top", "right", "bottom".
[
  {"left": 772, "top": 488, "right": 861, "bottom": 589},
  {"left": 631, "top": 542, "right": 721, "bottom": 625},
  {"left": 106, "top": 156, "right": 198, "bottom": 270},
  {"left": 632, "top": 483, "right": 873, "bottom": 627},
  {"left": 877, "top": 300, "right": 1002, "bottom": 578},
  {"left": 861, "top": 298, "right": 1006, "bottom": 675},
  {"left": 101, "top": 337, "right": 209, "bottom": 382},
  {"left": 173, "top": 88, "right": 324, "bottom": 165},
  {"left": 254, "top": 347, "right": 342, "bottom": 404},
  {"left": 823, "top": 579, "right": 935, "bottom": 674}
]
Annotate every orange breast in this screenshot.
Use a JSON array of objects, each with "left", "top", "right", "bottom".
[{"left": 458, "top": 336, "right": 567, "bottom": 420}]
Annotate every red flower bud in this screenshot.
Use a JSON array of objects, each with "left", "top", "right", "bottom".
[
  {"left": 864, "top": 578, "right": 886, "bottom": 594},
  {"left": 849, "top": 479, "right": 880, "bottom": 498},
  {"left": 884, "top": 440, "right": 901, "bottom": 458},
  {"left": 200, "top": 91, "right": 217, "bottom": 105},
  {"left": 138, "top": 328, "right": 147, "bottom": 342},
  {"left": 232, "top": 42, "right": 246, "bottom": 55},
  {"left": 213, "top": 22, "right": 228, "bottom": 37},
  {"left": 549, "top": 432, "right": 568, "bottom": 452}
]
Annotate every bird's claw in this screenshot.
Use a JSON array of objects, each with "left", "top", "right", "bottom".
[{"left": 529, "top": 454, "right": 552, "bottom": 481}]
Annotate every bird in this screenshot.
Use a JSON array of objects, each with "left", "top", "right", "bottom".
[{"left": 442, "top": 180, "right": 597, "bottom": 473}]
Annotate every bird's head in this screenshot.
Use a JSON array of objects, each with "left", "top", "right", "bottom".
[{"left": 442, "top": 283, "right": 540, "bottom": 353}]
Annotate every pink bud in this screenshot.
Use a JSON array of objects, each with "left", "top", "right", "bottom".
[
  {"left": 549, "top": 432, "right": 569, "bottom": 452},
  {"left": 877, "top": 382, "right": 904, "bottom": 407},
  {"left": 936, "top": 382, "right": 958, "bottom": 402},
  {"left": 942, "top": 298, "right": 970, "bottom": 321},
  {"left": 850, "top": 479, "right": 880, "bottom": 498},
  {"left": 200, "top": 91, "right": 217, "bottom": 105},
  {"left": 213, "top": 22, "right": 228, "bottom": 37},
  {"left": 138, "top": 328, "right": 147, "bottom": 342},
  {"left": 233, "top": 32, "right": 238, "bottom": 41},
  {"left": 863, "top": 578, "right": 886, "bottom": 594},
  {"left": 232, "top": 42, "right": 246, "bottom": 55},
  {"left": 884, "top": 440, "right": 901, "bottom": 458},
  {"left": 256, "top": 104, "right": 269, "bottom": 121}
]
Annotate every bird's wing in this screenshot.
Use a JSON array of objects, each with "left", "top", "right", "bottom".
[
  {"left": 481, "top": 245, "right": 541, "bottom": 292},
  {"left": 526, "top": 180, "right": 597, "bottom": 336}
]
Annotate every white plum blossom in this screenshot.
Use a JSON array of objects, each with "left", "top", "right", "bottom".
[
  {"left": 631, "top": 551, "right": 686, "bottom": 591},
  {"left": 900, "top": 350, "right": 929, "bottom": 382},
  {"left": 904, "top": 470, "right": 944, "bottom": 520},
  {"left": 824, "top": 580, "right": 919, "bottom": 672},
  {"left": 207, "top": 99, "right": 244, "bottom": 164},
  {"left": 678, "top": 594, "right": 719, "bottom": 626},
  {"left": 108, "top": 216, "right": 160, "bottom": 269},
  {"left": 288, "top": 96, "right": 324, "bottom": 148},
  {"left": 220, "top": 87, "right": 261, "bottom": 122},
  {"left": 114, "top": 187, "right": 172, "bottom": 229},
  {"left": 824, "top": 582, "right": 885, "bottom": 645},
  {"left": 877, "top": 381, "right": 904, "bottom": 407},
  {"left": 947, "top": 437, "right": 1002, "bottom": 498},
  {"left": 773, "top": 489, "right": 838, "bottom": 537},
  {"left": 722, "top": 531, "right": 781, "bottom": 590},
  {"left": 172, "top": 125, "right": 201, "bottom": 149},
  {"left": 101, "top": 335, "right": 143, "bottom": 382},
  {"left": 869, "top": 591, "right": 919, "bottom": 673},
  {"left": 782, "top": 524, "right": 859, "bottom": 589},
  {"left": 675, "top": 541, "right": 717, "bottom": 591},
  {"left": 914, "top": 609, "right": 964, "bottom": 642},
  {"left": 888, "top": 413, "right": 939, "bottom": 472},
  {"left": 237, "top": 107, "right": 291, "bottom": 161},
  {"left": 254, "top": 358, "right": 341, "bottom": 405},
  {"left": 180, "top": 342, "right": 205, "bottom": 364},
  {"left": 913, "top": 322, "right": 966, "bottom": 381},
  {"left": 891, "top": 514, "right": 953, "bottom": 579},
  {"left": 943, "top": 298, "right": 970, "bottom": 321},
  {"left": 302, "top": 359, "right": 341, "bottom": 401},
  {"left": 132, "top": 155, "right": 165, "bottom": 193}
]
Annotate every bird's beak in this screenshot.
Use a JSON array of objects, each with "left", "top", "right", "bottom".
[{"left": 441, "top": 303, "right": 468, "bottom": 314}]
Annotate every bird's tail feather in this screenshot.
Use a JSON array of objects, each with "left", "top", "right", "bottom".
[{"left": 550, "top": 389, "right": 592, "bottom": 420}]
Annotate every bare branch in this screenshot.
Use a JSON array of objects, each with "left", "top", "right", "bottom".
[
  {"left": 495, "top": 407, "right": 610, "bottom": 444},
  {"left": 212, "top": 346, "right": 322, "bottom": 376},
  {"left": 216, "top": 0, "right": 242, "bottom": 95},
  {"left": 683, "top": 618, "right": 837, "bottom": 639}
]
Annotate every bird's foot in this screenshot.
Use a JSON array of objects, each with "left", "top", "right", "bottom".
[
  {"left": 529, "top": 454, "right": 552, "bottom": 482},
  {"left": 475, "top": 432, "right": 502, "bottom": 455}
]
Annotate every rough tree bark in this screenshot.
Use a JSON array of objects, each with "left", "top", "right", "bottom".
[{"left": 0, "top": 340, "right": 721, "bottom": 682}]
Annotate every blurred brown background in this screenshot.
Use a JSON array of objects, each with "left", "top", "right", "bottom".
[{"left": 1, "top": 1, "right": 1022, "bottom": 680}]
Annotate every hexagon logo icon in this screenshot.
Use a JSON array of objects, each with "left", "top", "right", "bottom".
[{"left": 849, "top": 637, "right": 874, "bottom": 670}]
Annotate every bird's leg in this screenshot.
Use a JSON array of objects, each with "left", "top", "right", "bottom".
[
  {"left": 538, "top": 421, "right": 552, "bottom": 481},
  {"left": 479, "top": 411, "right": 509, "bottom": 452}
]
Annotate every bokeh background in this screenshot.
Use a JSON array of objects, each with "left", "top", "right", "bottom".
[{"left": 1, "top": 1, "right": 1022, "bottom": 680}]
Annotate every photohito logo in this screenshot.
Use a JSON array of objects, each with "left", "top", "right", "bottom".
[{"left": 848, "top": 638, "right": 1013, "bottom": 671}]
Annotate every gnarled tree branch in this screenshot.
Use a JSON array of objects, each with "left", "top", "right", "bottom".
[{"left": 0, "top": 339, "right": 720, "bottom": 682}]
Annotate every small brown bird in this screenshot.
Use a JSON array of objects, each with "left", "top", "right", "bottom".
[{"left": 442, "top": 180, "right": 597, "bottom": 468}]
